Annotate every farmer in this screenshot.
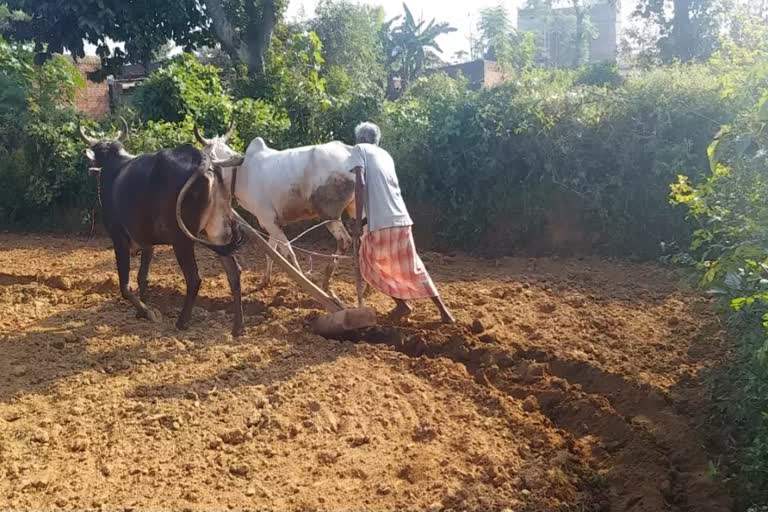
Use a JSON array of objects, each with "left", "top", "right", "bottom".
[{"left": 349, "top": 122, "right": 455, "bottom": 324}]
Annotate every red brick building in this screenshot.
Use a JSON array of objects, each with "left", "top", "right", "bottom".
[
  {"left": 429, "top": 60, "right": 509, "bottom": 90},
  {"left": 69, "top": 57, "right": 150, "bottom": 118},
  {"left": 70, "top": 56, "right": 111, "bottom": 118}
]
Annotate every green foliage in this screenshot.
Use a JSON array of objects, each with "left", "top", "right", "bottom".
[
  {"left": 309, "top": 0, "right": 386, "bottom": 94},
  {"left": 576, "top": 62, "right": 624, "bottom": 87},
  {"left": 0, "top": 37, "right": 91, "bottom": 228},
  {"left": 475, "top": 4, "right": 534, "bottom": 73},
  {"left": 265, "top": 30, "right": 331, "bottom": 146},
  {"left": 230, "top": 97, "right": 290, "bottom": 149},
  {"left": 630, "top": 0, "right": 728, "bottom": 64},
  {"left": 123, "top": 117, "right": 196, "bottom": 155},
  {"left": 0, "top": 3, "right": 27, "bottom": 31},
  {"left": 382, "top": 3, "right": 457, "bottom": 91},
  {"left": 381, "top": 64, "right": 727, "bottom": 256},
  {"left": 670, "top": 29, "right": 768, "bottom": 503},
  {"left": 2, "top": 0, "right": 211, "bottom": 74},
  {"left": 133, "top": 54, "right": 232, "bottom": 136}
]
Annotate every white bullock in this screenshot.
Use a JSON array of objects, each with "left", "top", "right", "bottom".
[{"left": 195, "top": 127, "right": 358, "bottom": 292}]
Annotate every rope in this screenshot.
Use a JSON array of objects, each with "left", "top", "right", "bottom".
[
  {"left": 289, "top": 219, "right": 340, "bottom": 243},
  {"left": 245, "top": 219, "right": 353, "bottom": 260}
]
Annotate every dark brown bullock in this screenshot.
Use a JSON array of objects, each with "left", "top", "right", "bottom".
[{"left": 80, "top": 122, "right": 247, "bottom": 336}]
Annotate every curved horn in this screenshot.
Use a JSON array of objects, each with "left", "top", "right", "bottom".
[
  {"left": 176, "top": 168, "right": 217, "bottom": 248},
  {"left": 212, "top": 156, "right": 245, "bottom": 168},
  {"left": 222, "top": 118, "right": 236, "bottom": 142},
  {"left": 193, "top": 124, "right": 209, "bottom": 145},
  {"left": 115, "top": 116, "right": 129, "bottom": 142},
  {"left": 78, "top": 122, "right": 99, "bottom": 145}
]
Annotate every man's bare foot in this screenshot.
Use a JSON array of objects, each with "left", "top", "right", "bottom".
[{"left": 388, "top": 302, "right": 413, "bottom": 322}]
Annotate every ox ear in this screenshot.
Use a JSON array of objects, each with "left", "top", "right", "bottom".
[{"left": 84, "top": 148, "right": 96, "bottom": 162}]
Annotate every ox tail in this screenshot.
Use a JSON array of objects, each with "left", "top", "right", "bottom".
[{"left": 175, "top": 162, "right": 245, "bottom": 257}]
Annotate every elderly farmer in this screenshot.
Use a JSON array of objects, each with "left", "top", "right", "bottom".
[{"left": 350, "top": 122, "right": 455, "bottom": 324}]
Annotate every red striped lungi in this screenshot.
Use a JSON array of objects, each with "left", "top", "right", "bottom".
[{"left": 359, "top": 226, "right": 438, "bottom": 300}]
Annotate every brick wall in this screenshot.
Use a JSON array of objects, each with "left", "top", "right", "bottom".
[
  {"left": 482, "top": 61, "right": 508, "bottom": 88},
  {"left": 430, "top": 60, "right": 509, "bottom": 90},
  {"left": 431, "top": 60, "right": 486, "bottom": 89},
  {"left": 71, "top": 57, "right": 110, "bottom": 119}
]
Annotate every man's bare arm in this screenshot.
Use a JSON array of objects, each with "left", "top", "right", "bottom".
[{"left": 353, "top": 166, "right": 365, "bottom": 238}]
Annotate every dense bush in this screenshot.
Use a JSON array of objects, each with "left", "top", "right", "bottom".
[
  {"left": 0, "top": 37, "right": 93, "bottom": 228},
  {"left": 133, "top": 54, "right": 232, "bottom": 136},
  {"left": 381, "top": 65, "right": 731, "bottom": 257}
]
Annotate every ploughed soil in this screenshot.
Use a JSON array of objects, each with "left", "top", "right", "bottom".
[{"left": 0, "top": 234, "right": 734, "bottom": 511}]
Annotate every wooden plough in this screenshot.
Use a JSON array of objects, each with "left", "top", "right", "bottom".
[{"left": 233, "top": 212, "right": 376, "bottom": 337}]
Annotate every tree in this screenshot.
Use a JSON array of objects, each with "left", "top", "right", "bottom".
[
  {"left": 475, "top": 4, "right": 534, "bottom": 71},
  {"left": 308, "top": 0, "right": 386, "bottom": 94},
  {"left": 0, "top": 4, "right": 26, "bottom": 32},
  {"left": 2, "top": 0, "right": 211, "bottom": 70},
  {"left": 382, "top": 3, "right": 457, "bottom": 93},
  {"left": 522, "top": 0, "right": 602, "bottom": 67},
  {"left": 203, "top": 0, "right": 284, "bottom": 77},
  {"left": 1, "top": 0, "right": 282, "bottom": 78},
  {"left": 570, "top": 0, "right": 596, "bottom": 66},
  {"left": 631, "top": 0, "right": 725, "bottom": 62}
]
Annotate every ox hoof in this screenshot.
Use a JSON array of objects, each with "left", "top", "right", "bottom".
[
  {"left": 231, "top": 326, "right": 245, "bottom": 338},
  {"left": 175, "top": 319, "right": 191, "bottom": 331}
]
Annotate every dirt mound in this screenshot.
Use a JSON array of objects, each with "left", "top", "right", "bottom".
[{"left": 0, "top": 234, "right": 732, "bottom": 511}]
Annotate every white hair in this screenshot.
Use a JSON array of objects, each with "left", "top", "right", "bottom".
[{"left": 354, "top": 122, "right": 382, "bottom": 145}]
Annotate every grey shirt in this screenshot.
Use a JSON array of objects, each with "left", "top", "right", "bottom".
[{"left": 350, "top": 143, "right": 413, "bottom": 232}]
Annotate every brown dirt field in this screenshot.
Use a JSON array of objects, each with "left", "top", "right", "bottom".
[{"left": 0, "top": 234, "right": 733, "bottom": 511}]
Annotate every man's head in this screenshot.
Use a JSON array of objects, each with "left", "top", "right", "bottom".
[{"left": 355, "top": 122, "right": 382, "bottom": 146}]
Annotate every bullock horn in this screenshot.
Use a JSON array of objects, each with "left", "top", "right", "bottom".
[
  {"left": 115, "top": 116, "right": 129, "bottom": 142},
  {"left": 212, "top": 156, "right": 245, "bottom": 168},
  {"left": 193, "top": 124, "right": 210, "bottom": 145},
  {"left": 222, "top": 118, "right": 236, "bottom": 142},
  {"left": 78, "top": 122, "right": 99, "bottom": 145},
  {"left": 176, "top": 168, "right": 216, "bottom": 248}
]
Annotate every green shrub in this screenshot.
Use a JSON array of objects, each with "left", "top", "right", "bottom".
[
  {"left": 380, "top": 65, "right": 730, "bottom": 257},
  {"left": 670, "top": 30, "right": 768, "bottom": 504},
  {"left": 230, "top": 98, "right": 290, "bottom": 150},
  {"left": 576, "top": 61, "right": 624, "bottom": 87},
  {"left": 0, "top": 37, "right": 92, "bottom": 228},
  {"left": 124, "top": 117, "right": 196, "bottom": 154},
  {"left": 133, "top": 53, "right": 232, "bottom": 136}
]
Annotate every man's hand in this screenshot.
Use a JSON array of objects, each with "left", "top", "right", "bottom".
[{"left": 352, "top": 165, "right": 365, "bottom": 239}]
